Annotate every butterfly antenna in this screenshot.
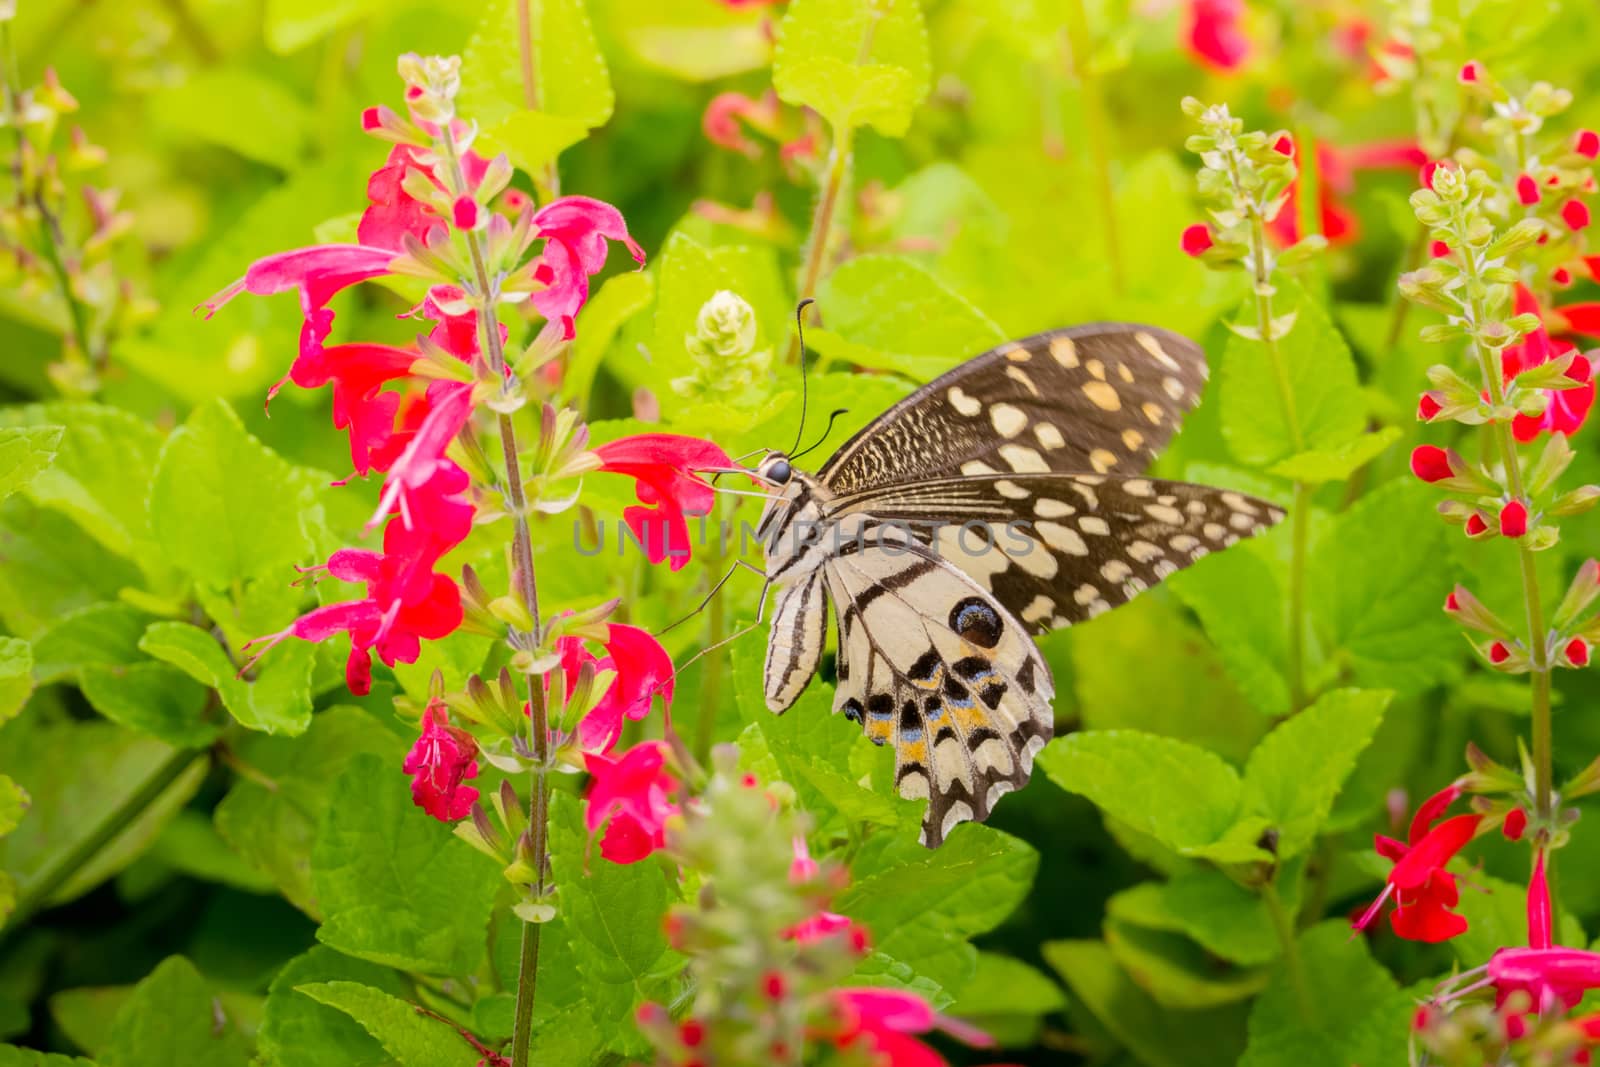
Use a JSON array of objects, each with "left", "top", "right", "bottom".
[
  {"left": 787, "top": 298, "right": 817, "bottom": 455},
  {"left": 791, "top": 407, "right": 850, "bottom": 462}
]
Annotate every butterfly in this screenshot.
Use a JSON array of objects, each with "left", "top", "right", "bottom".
[{"left": 747, "top": 323, "right": 1284, "bottom": 846}]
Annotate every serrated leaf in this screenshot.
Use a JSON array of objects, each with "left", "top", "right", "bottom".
[
  {"left": 310, "top": 753, "right": 500, "bottom": 974},
  {"left": 1267, "top": 427, "right": 1400, "bottom": 483},
  {"left": 1038, "top": 731, "right": 1241, "bottom": 853},
  {"left": 811, "top": 255, "right": 1007, "bottom": 380},
  {"left": 30, "top": 602, "right": 152, "bottom": 682},
  {"left": 149, "top": 400, "right": 312, "bottom": 588},
  {"left": 297, "top": 981, "right": 479, "bottom": 1066},
  {"left": 1237, "top": 689, "right": 1390, "bottom": 859},
  {"left": 1220, "top": 276, "right": 1366, "bottom": 468},
  {"left": 79, "top": 662, "right": 218, "bottom": 749},
  {"left": 0, "top": 641, "right": 29, "bottom": 727},
  {"left": 140, "top": 621, "right": 313, "bottom": 736},
  {"left": 0, "top": 427, "right": 60, "bottom": 502},
  {"left": 99, "top": 957, "right": 251, "bottom": 1067},
  {"left": 0, "top": 498, "right": 144, "bottom": 638},
  {"left": 257, "top": 948, "right": 407, "bottom": 1067},
  {"left": 0, "top": 777, "right": 26, "bottom": 839},
  {"left": 773, "top": 0, "right": 930, "bottom": 136},
  {"left": 1108, "top": 859, "right": 1307, "bottom": 967},
  {"left": 1104, "top": 918, "right": 1269, "bottom": 1009}
]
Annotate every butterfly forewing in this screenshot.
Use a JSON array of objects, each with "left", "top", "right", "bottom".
[{"left": 816, "top": 323, "right": 1208, "bottom": 493}]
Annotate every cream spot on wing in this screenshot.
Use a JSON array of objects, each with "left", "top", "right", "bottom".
[
  {"left": 1087, "top": 599, "right": 1111, "bottom": 617},
  {"left": 1203, "top": 522, "right": 1227, "bottom": 540},
  {"left": 999, "top": 444, "right": 1050, "bottom": 473},
  {"left": 1088, "top": 448, "right": 1117, "bottom": 473},
  {"left": 990, "top": 402, "right": 1028, "bottom": 438},
  {"left": 1186, "top": 499, "right": 1207, "bottom": 515},
  {"left": 973, "top": 738, "right": 1014, "bottom": 775},
  {"left": 1082, "top": 380, "right": 1121, "bottom": 411},
  {"left": 1124, "top": 577, "right": 1149, "bottom": 595},
  {"left": 1153, "top": 560, "right": 1179, "bottom": 579},
  {"left": 1122, "top": 428, "right": 1145, "bottom": 451},
  {"left": 1117, "top": 363, "right": 1135, "bottom": 383},
  {"left": 899, "top": 769, "right": 930, "bottom": 800},
  {"left": 1163, "top": 376, "right": 1186, "bottom": 400},
  {"left": 941, "top": 799, "right": 974, "bottom": 839},
  {"left": 933, "top": 737, "right": 970, "bottom": 790},
  {"left": 1128, "top": 540, "right": 1162, "bottom": 563},
  {"left": 1035, "top": 422, "right": 1066, "bottom": 450},
  {"left": 1036, "top": 520, "right": 1089, "bottom": 556},
  {"left": 1230, "top": 512, "right": 1257, "bottom": 531},
  {"left": 1034, "top": 497, "right": 1074, "bottom": 518},
  {"left": 1078, "top": 515, "right": 1110, "bottom": 536},
  {"left": 1021, "top": 595, "right": 1055, "bottom": 623},
  {"left": 949, "top": 386, "right": 982, "bottom": 416},
  {"left": 1005, "top": 345, "right": 1032, "bottom": 362},
  {"left": 1146, "top": 503, "right": 1184, "bottom": 525},
  {"left": 986, "top": 780, "right": 1016, "bottom": 810},
  {"left": 1069, "top": 483, "right": 1100, "bottom": 509},
  {"left": 1049, "top": 336, "right": 1078, "bottom": 367},
  {"left": 1085, "top": 358, "right": 1106, "bottom": 380},
  {"left": 1006, "top": 365, "right": 1040, "bottom": 394},
  {"left": 1222, "top": 492, "right": 1259, "bottom": 515},
  {"left": 1136, "top": 330, "right": 1184, "bottom": 370},
  {"left": 937, "top": 525, "right": 1009, "bottom": 585},
  {"left": 1142, "top": 401, "right": 1165, "bottom": 424},
  {"left": 1011, "top": 539, "right": 1060, "bottom": 579},
  {"left": 1101, "top": 560, "right": 1132, "bottom": 583},
  {"left": 1073, "top": 583, "right": 1100, "bottom": 605},
  {"left": 1171, "top": 534, "right": 1200, "bottom": 553},
  {"left": 1123, "top": 479, "right": 1154, "bottom": 497},
  {"left": 994, "top": 479, "right": 1030, "bottom": 500},
  {"left": 962, "top": 460, "right": 999, "bottom": 476}
]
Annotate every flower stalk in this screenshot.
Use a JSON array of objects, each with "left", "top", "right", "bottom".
[{"left": 1062, "top": 0, "right": 1124, "bottom": 296}]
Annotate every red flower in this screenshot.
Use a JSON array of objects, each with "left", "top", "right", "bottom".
[
  {"left": 1517, "top": 173, "right": 1542, "bottom": 205},
  {"left": 1354, "top": 785, "right": 1483, "bottom": 942},
  {"left": 289, "top": 342, "right": 420, "bottom": 475},
  {"left": 583, "top": 740, "right": 680, "bottom": 864},
  {"left": 1410, "top": 444, "right": 1454, "bottom": 483},
  {"left": 592, "top": 434, "right": 732, "bottom": 572},
  {"left": 1459, "top": 60, "right": 1483, "bottom": 83},
  {"left": 1502, "top": 286, "right": 1595, "bottom": 441},
  {"left": 1567, "top": 637, "right": 1592, "bottom": 667},
  {"left": 1503, "top": 807, "right": 1528, "bottom": 841},
  {"left": 1430, "top": 239, "right": 1450, "bottom": 257},
  {"left": 1181, "top": 223, "right": 1215, "bottom": 256},
  {"left": 828, "top": 989, "right": 994, "bottom": 1067},
  {"left": 372, "top": 381, "right": 476, "bottom": 529},
  {"left": 1577, "top": 130, "right": 1600, "bottom": 159},
  {"left": 555, "top": 623, "right": 676, "bottom": 755},
  {"left": 528, "top": 196, "right": 645, "bottom": 340},
  {"left": 702, "top": 91, "right": 779, "bottom": 157},
  {"left": 1183, "top": 0, "right": 1249, "bottom": 72},
  {"left": 1529, "top": 849, "right": 1552, "bottom": 949},
  {"left": 1565, "top": 198, "right": 1592, "bottom": 231},
  {"left": 1418, "top": 392, "right": 1444, "bottom": 421},
  {"left": 1500, "top": 500, "right": 1529, "bottom": 538},
  {"left": 1489, "top": 948, "right": 1600, "bottom": 1015},
  {"left": 1267, "top": 140, "right": 1428, "bottom": 247},
  {"left": 359, "top": 142, "right": 488, "bottom": 250},
  {"left": 402, "top": 701, "right": 481, "bottom": 821},
  {"left": 1488, "top": 639, "right": 1512, "bottom": 663}
]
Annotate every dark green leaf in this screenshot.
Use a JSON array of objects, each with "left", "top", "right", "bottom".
[
  {"left": 100, "top": 957, "right": 251, "bottom": 1067},
  {"left": 296, "top": 981, "right": 479, "bottom": 1067}
]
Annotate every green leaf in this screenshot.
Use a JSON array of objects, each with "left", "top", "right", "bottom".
[
  {"left": 296, "top": 981, "right": 478, "bottom": 1067},
  {"left": 0, "top": 640, "right": 29, "bottom": 727},
  {"left": 150, "top": 69, "right": 311, "bottom": 170},
  {"left": 79, "top": 662, "right": 217, "bottom": 749},
  {"left": 0, "top": 778, "right": 24, "bottom": 840},
  {"left": 566, "top": 270, "right": 655, "bottom": 412},
  {"left": 1310, "top": 479, "right": 1460, "bottom": 695},
  {"left": 214, "top": 706, "right": 406, "bottom": 914},
  {"left": 549, "top": 791, "right": 673, "bottom": 988},
  {"left": 149, "top": 400, "right": 313, "bottom": 588},
  {"left": 1044, "top": 939, "right": 1248, "bottom": 1067},
  {"left": 31, "top": 602, "right": 151, "bottom": 682},
  {"left": 1170, "top": 542, "right": 1292, "bottom": 717},
  {"left": 1108, "top": 860, "right": 1307, "bottom": 967},
  {"left": 1104, "top": 918, "right": 1269, "bottom": 1009},
  {"left": 0, "top": 404, "right": 163, "bottom": 566},
  {"left": 49, "top": 985, "right": 262, "bottom": 1061},
  {"left": 611, "top": 0, "right": 776, "bottom": 81},
  {"left": 1219, "top": 277, "right": 1366, "bottom": 468},
  {"left": 1038, "top": 731, "right": 1241, "bottom": 853},
  {"left": 100, "top": 957, "right": 251, "bottom": 1067},
  {"left": 811, "top": 255, "right": 1007, "bottom": 380},
  {"left": 0, "top": 498, "right": 144, "bottom": 638},
  {"left": 0, "top": 1048, "right": 96, "bottom": 1067},
  {"left": 1238, "top": 922, "right": 1410, "bottom": 1067},
  {"left": 1267, "top": 427, "right": 1400, "bottom": 484},
  {"left": 947, "top": 951, "right": 1064, "bottom": 1046},
  {"left": 140, "top": 621, "right": 313, "bottom": 736},
  {"left": 0, "top": 426, "right": 60, "bottom": 501},
  {"left": 258, "top": 947, "right": 407, "bottom": 1067},
  {"left": 1237, "top": 689, "right": 1390, "bottom": 859},
  {"left": 773, "top": 0, "right": 931, "bottom": 136},
  {"left": 311, "top": 753, "right": 499, "bottom": 974},
  {"left": 462, "top": 0, "right": 614, "bottom": 170},
  {"left": 263, "top": 0, "right": 383, "bottom": 51}
]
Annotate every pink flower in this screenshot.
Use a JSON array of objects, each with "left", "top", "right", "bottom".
[
  {"left": 555, "top": 623, "right": 676, "bottom": 755},
  {"left": 289, "top": 342, "right": 420, "bottom": 475},
  {"left": 1578, "top": 130, "right": 1600, "bottom": 159},
  {"left": 529, "top": 196, "right": 645, "bottom": 340},
  {"left": 1184, "top": 0, "right": 1249, "bottom": 72},
  {"left": 1529, "top": 850, "right": 1552, "bottom": 949},
  {"left": 1503, "top": 807, "right": 1528, "bottom": 841},
  {"left": 1517, "top": 173, "right": 1542, "bottom": 205},
  {"left": 583, "top": 740, "right": 679, "bottom": 864},
  {"left": 1460, "top": 60, "right": 1483, "bottom": 83},
  {"left": 372, "top": 381, "right": 476, "bottom": 530},
  {"left": 1502, "top": 285, "right": 1595, "bottom": 441},
  {"left": 828, "top": 989, "right": 994, "bottom": 1067},
  {"left": 359, "top": 142, "right": 489, "bottom": 250},
  {"left": 1565, "top": 198, "right": 1592, "bottom": 231},
  {"left": 702, "top": 91, "right": 777, "bottom": 156},
  {"left": 1354, "top": 785, "right": 1483, "bottom": 943},
  {"left": 592, "top": 434, "right": 732, "bottom": 571},
  {"left": 1181, "top": 223, "right": 1215, "bottom": 256},
  {"left": 1489, "top": 948, "right": 1600, "bottom": 1015},
  {"left": 1567, "top": 638, "right": 1591, "bottom": 667},
  {"left": 1267, "top": 140, "right": 1428, "bottom": 247},
  {"left": 403, "top": 701, "right": 481, "bottom": 820},
  {"left": 1488, "top": 639, "right": 1512, "bottom": 663}
]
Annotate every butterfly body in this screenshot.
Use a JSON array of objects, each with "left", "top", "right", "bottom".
[{"left": 752, "top": 324, "right": 1284, "bottom": 846}]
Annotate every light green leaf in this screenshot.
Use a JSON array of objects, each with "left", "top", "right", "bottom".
[
  {"left": 0, "top": 427, "right": 60, "bottom": 502},
  {"left": 297, "top": 981, "right": 478, "bottom": 1067},
  {"left": 0, "top": 641, "right": 29, "bottom": 727},
  {"left": 0, "top": 778, "right": 25, "bottom": 839},
  {"left": 263, "top": 0, "right": 383, "bottom": 51},
  {"left": 258, "top": 947, "right": 407, "bottom": 1067},
  {"left": 0, "top": 1047, "right": 96, "bottom": 1067},
  {"left": 1311, "top": 479, "right": 1460, "bottom": 694},
  {"left": 79, "top": 662, "right": 217, "bottom": 749},
  {"left": 1267, "top": 427, "right": 1400, "bottom": 483},
  {"left": 150, "top": 69, "right": 311, "bottom": 170},
  {"left": 140, "top": 621, "right": 313, "bottom": 736},
  {"left": 1108, "top": 860, "right": 1307, "bottom": 967},
  {"left": 310, "top": 753, "right": 499, "bottom": 974},
  {"left": 149, "top": 400, "right": 313, "bottom": 588},
  {"left": 100, "top": 957, "right": 251, "bottom": 1067},
  {"left": 0, "top": 498, "right": 144, "bottom": 638},
  {"left": 1170, "top": 542, "right": 1292, "bottom": 718},
  {"left": 122, "top": 809, "right": 276, "bottom": 896},
  {"left": 949, "top": 952, "right": 1065, "bottom": 1045},
  {"left": 1237, "top": 689, "right": 1390, "bottom": 859},
  {"left": 1238, "top": 923, "right": 1410, "bottom": 1067},
  {"left": 811, "top": 255, "right": 1007, "bottom": 380},
  {"left": 773, "top": 0, "right": 931, "bottom": 136},
  {"left": 610, "top": 0, "right": 772, "bottom": 81},
  {"left": 30, "top": 602, "right": 151, "bottom": 682},
  {"left": 1104, "top": 918, "right": 1269, "bottom": 1009},
  {"left": 50, "top": 984, "right": 262, "bottom": 1060},
  {"left": 566, "top": 270, "right": 655, "bottom": 412},
  {"left": 1038, "top": 731, "right": 1241, "bottom": 853},
  {"left": 1219, "top": 276, "right": 1366, "bottom": 468}
]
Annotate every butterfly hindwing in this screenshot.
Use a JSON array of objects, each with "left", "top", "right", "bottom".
[
  {"left": 821, "top": 524, "right": 1054, "bottom": 846},
  {"left": 816, "top": 323, "right": 1208, "bottom": 494},
  {"left": 764, "top": 571, "right": 827, "bottom": 713}
]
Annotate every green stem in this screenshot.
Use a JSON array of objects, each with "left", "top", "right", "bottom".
[
  {"left": 785, "top": 125, "right": 852, "bottom": 365},
  {"left": 5, "top": 747, "right": 200, "bottom": 933},
  {"left": 1062, "top": 2, "right": 1123, "bottom": 296},
  {"left": 1262, "top": 879, "right": 1313, "bottom": 1024},
  {"left": 513, "top": 0, "right": 559, "bottom": 203}
]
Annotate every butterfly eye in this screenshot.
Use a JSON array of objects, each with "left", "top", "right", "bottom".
[{"left": 767, "top": 459, "right": 792, "bottom": 484}]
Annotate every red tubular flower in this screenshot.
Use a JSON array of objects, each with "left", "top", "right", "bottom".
[
  {"left": 1183, "top": 0, "right": 1249, "bottom": 72},
  {"left": 1267, "top": 140, "right": 1428, "bottom": 247},
  {"left": 583, "top": 740, "right": 680, "bottom": 864},
  {"left": 1578, "top": 130, "right": 1600, "bottom": 159},
  {"left": 829, "top": 989, "right": 994, "bottom": 1067},
  {"left": 289, "top": 342, "right": 421, "bottom": 475},
  {"left": 1502, "top": 286, "right": 1595, "bottom": 441},
  {"left": 1181, "top": 223, "right": 1215, "bottom": 256},
  {"left": 372, "top": 381, "right": 476, "bottom": 529},
  {"left": 528, "top": 196, "right": 645, "bottom": 339},
  {"left": 1354, "top": 785, "right": 1482, "bottom": 943},
  {"left": 1500, "top": 500, "right": 1529, "bottom": 538},
  {"left": 402, "top": 701, "right": 481, "bottom": 820},
  {"left": 1431, "top": 239, "right": 1450, "bottom": 257},
  {"left": 1517, "top": 174, "right": 1542, "bottom": 205},
  {"left": 1410, "top": 444, "right": 1454, "bottom": 483},
  {"left": 1489, "top": 948, "right": 1600, "bottom": 1015},
  {"left": 1565, "top": 198, "right": 1592, "bottom": 232},
  {"left": 1418, "top": 392, "right": 1444, "bottom": 421},
  {"left": 1567, "top": 637, "right": 1592, "bottom": 667},
  {"left": 359, "top": 141, "right": 489, "bottom": 249},
  {"left": 1488, "top": 640, "right": 1512, "bottom": 664},
  {"left": 592, "top": 434, "right": 732, "bottom": 572},
  {"left": 1529, "top": 850, "right": 1552, "bottom": 949},
  {"left": 1460, "top": 60, "right": 1483, "bottom": 83},
  {"left": 702, "top": 91, "right": 777, "bottom": 157},
  {"left": 556, "top": 623, "right": 676, "bottom": 755}
]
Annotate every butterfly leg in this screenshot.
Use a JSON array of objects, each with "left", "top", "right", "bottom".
[
  {"left": 655, "top": 558, "right": 769, "bottom": 637},
  {"left": 666, "top": 568, "right": 774, "bottom": 673}
]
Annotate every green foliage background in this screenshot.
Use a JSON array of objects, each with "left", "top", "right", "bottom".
[{"left": 5, "top": 0, "right": 1600, "bottom": 1064}]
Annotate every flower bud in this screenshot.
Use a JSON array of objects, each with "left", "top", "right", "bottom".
[
  {"left": 1417, "top": 392, "right": 1444, "bottom": 421},
  {"left": 1563, "top": 198, "right": 1592, "bottom": 232},
  {"left": 1465, "top": 511, "right": 1491, "bottom": 538},
  {"left": 1459, "top": 60, "right": 1483, "bottom": 83},
  {"left": 1499, "top": 499, "right": 1529, "bottom": 538},
  {"left": 1516, "top": 174, "right": 1541, "bottom": 205},
  {"left": 1444, "top": 584, "right": 1512, "bottom": 637},
  {"left": 1577, "top": 130, "right": 1600, "bottom": 159},
  {"left": 1502, "top": 807, "right": 1527, "bottom": 840},
  {"left": 1563, "top": 637, "right": 1590, "bottom": 668},
  {"left": 1554, "top": 559, "right": 1600, "bottom": 629}
]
